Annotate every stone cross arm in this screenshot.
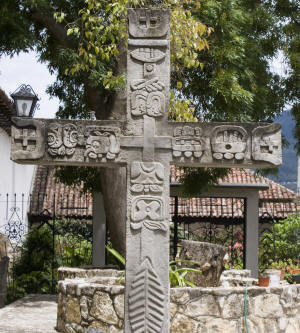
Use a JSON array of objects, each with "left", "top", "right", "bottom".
[
  {"left": 11, "top": 117, "right": 281, "bottom": 168},
  {"left": 10, "top": 8, "right": 282, "bottom": 333}
]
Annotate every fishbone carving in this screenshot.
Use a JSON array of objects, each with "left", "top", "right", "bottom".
[{"left": 129, "top": 257, "right": 165, "bottom": 333}]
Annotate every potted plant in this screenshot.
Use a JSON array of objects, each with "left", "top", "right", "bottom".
[
  {"left": 287, "top": 259, "right": 300, "bottom": 275},
  {"left": 269, "top": 260, "right": 286, "bottom": 280},
  {"left": 258, "top": 269, "right": 270, "bottom": 287}
]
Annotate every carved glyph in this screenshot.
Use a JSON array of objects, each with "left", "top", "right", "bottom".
[
  {"left": 131, "top": 162, "right": 164, "bottom": 193},
  {"left": 11, "top": 118, "right": 46, "bottom": 160},
  {"left": 131, "top": 78, "right": 165, "bottom": 118},
  {"left": 128, "top": 257, "right": 165, "bottom": 333},
  {"left": 84, "top": 126, "right": 120, "bottom": 161},
  {"left": 47, "top": 123, "right": 78, "bottom": 157},
  {"left": 211, "top": 126, "right": 248, "bottom": 161},
  {"left": 130, "top": 162, "right": 166, "bottom": 232},
  {"left": 172, "top": 126, "right": 204, "bottom": 159},
  {"left": 252, "top": 123, "right": 281, "bottom": 165},
  {"left": 128, "top": 9, "right": 169, "bottom": 38},
  {"left": 131, "top": 48, "right": 165, "bottom": 63}
]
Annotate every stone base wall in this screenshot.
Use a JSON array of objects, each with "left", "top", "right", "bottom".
[{"left": 57, "top": 268, "right": 300, "bottom": 333}]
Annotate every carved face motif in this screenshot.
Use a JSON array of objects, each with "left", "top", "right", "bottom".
[
  {"left": 172, "top": 126, "right": 204, "bottom": 159},
  {"left": 211, "top": 126, "right": 248, "bottom": 161},
  {"left": 47, "top": 123, "right": 78, "bottom": 157},
  {"left": 130, "top": 196, "right": 166, "bottom": 232}
]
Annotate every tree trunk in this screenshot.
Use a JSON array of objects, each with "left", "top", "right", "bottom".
[
  {"left": 100, "top": 167, "right": 127, "bottom": 256},
  {"left": 98, "top": 41, "right": 128, "bottom": 256}
]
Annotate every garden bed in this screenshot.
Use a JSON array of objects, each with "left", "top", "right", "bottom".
[{"left": 57, "top": 267, "right": 300, "bottom": 333}]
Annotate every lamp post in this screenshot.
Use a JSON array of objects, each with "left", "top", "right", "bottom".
[{"left": 10, "top": 84, "right": 39, "bottom": 117}]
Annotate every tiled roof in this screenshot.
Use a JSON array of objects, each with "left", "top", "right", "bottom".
[
  {"left": 29, "top": 166, "right": 93, "bottom": 221},
  {"left": 0, "top": 89, "right": 14, "bottom": 136},
  {"left": 170, "top": 166, "right": 296, "bottom": 200},
  {"left": 29, "top": 166, "right": 297, "bottom": 221},
  {"left": 170, "top": 167, "right": 297, "bottom": 219}
]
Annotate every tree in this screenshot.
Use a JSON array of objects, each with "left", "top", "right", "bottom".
[
  {"left": 0, "top": 0, "right": 298, "bottom": 254},
  {"left": 0, "top": 0, "right": 209, "bottom": 254}
]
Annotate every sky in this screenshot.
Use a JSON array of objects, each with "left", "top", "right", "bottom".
[
  {"left": 0, "top": 50, "right": 287, "bottom": 120},
  {"left": 0, "top": 51, "right": 59, "bottom": 119}
]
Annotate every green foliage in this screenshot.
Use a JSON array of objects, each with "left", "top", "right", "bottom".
[
  {"left": 1, "top": 0, "right": 299, "bottom": 191},
  {"left": 259, "top": 213, "right": 300, "bottom": 270},
  {"left": 106, "top": 244, "right": 202, "bottom": 287},
  {"left": 179, "top": 167, "right": 229, "bottom": 196},
  {"left": 106, "top": 243, "right": 125, "bottom": 268},
  {"left": 169, "top": 260, "right": 202, "bottom": 287},
  {"left": 6, "top": 220, "right": 92, "bottom": 303},
  {"left": 54, "top": 166, "right": 102, "bottom": 193}
]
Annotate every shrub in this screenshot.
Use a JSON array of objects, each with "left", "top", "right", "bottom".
[{"left": 259, "top": 213, "right": 300, "bottom": 268}]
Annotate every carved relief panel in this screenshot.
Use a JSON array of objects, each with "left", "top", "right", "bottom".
[
  {"left": 131, "top": 161, "right": 164, "bottom": 193},
  {"left": 130, "top": 78, "right": 165, "bottom": 117},
  {"left": 47, "top": 123, "right": 78, "bottom": 157},
  {"left": 129, "top": 161, "right": 166, "bottom": 232},
  {"left": 128, "top": 9, "right": 169, "bottom": 120},
  {"left": 84, "top": 126, "right": 120, "bottom": 162},
  {"left": 11, "top": 118, "right": 45, "bottom": 161},
  {"left": 211, "top": 126, "right": 248, "bottom": 161},
  {"left": 128, "top": 9, "right": 169, "bottom": 38},
  {"left": 252, "top": 123, "right": 281, "bottom": 165},
  {"left": 172, "top": 126, "right": 204, "bottom": 159}
]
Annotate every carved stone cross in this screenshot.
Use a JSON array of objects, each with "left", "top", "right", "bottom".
[{"left": 11, "top": 8, "right": 282, "bottom": 333}]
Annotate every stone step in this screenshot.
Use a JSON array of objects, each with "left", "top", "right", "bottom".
[
  {"left": 220, "top": 276, "right": 257, "bottom": 287},
  {"left": 221, "top": 269, "right": 251, "bottom": 278}
]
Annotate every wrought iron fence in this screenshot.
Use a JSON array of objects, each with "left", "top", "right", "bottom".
[
  {"left": 170, "top": 196, "right": 246, "bottom": 268},
  {"left": 0, "top": 193, "right": 93, "bottom": 303}
]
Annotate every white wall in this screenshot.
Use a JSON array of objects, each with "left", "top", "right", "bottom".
[{"left": 0, "top": 128, "right": 35, "bottom": 237}]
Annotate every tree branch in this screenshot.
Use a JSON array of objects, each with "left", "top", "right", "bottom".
[{"left": 30, "top": 10, "right": 76, "bottom": 50}]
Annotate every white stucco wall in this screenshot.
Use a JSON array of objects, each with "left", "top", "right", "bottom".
[{"left": 0, "top": 128, "right": 35, "bottom": 237}]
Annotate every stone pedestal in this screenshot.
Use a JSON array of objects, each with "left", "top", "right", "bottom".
[{"left": 178, "top": 240, "right": 227, "bottom": 287}]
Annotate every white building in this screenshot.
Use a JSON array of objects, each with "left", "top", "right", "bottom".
[{"left": 0, "top": 89, "right": 35, "bottom": 241}]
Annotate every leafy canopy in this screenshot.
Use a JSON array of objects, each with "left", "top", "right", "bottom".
[{"left": 0, "top": 0, "right": 299, "bottom": 192}]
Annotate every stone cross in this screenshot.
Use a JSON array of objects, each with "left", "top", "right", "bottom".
[{"left": 11, "top": 9, "right": 282, "bottom": 333}]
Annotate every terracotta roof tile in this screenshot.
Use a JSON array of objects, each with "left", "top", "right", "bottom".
[
  {"left": 0, "top": 89, "right": 14, "bottom": 136},
  {"left": 29, "top": 166, "right": 297, "bottom": 221},
  {"left": 29, "top": 166, "right": 92, "bottom": 220}
]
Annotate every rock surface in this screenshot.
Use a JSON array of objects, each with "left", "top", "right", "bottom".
[
  {"left": 56, "top": 268, "right": 300, "bottom": 333},
  {"left": 178, "top": 240, "right": 227, "bottom": 287}
]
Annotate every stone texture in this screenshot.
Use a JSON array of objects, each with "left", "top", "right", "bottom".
[
  {"left": 222, "top": 294, "right": 244, "bottom": 318},
  {"left": 254, "top": 294, "right": 283, "bottom": 318},
  {"left": 205, "top": 318, "right": 238, "bottom": 333},
  {"left": 66, "top": 296, "right": 81, "bottom": 324},
  {"left": 55, "top": 269, "right": 300, "bottom": 333},
  {"left": 171, "top": 313, "right": 199, "bottom": 332},
  {"left": 180, "top": 294, "right": 220, "bottom": 317},
  {"left": 178, "top": 240, "right": 227, "bottom": 287},
  {"left": 113, "top": 295, "right": 124, "bottom": 319},
  {"left": 90, "top": 291, "right": 119, "bottom": 325}
]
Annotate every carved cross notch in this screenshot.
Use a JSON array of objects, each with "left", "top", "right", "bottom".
[{"left": 11, "top": 8, "right": 282, "bottom": 333}]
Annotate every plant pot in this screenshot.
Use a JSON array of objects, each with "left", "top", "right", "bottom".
[
  {"left": 264, "top": 269, "right": 281, "bottom": 287},
  {"left": 280, "top": 268, "right": 285, "bottom": 280},
  {"left": 290, "top": 268, "right": 300, "bottom": 275},
  {"left": 291, "top": 275, "right": 300, "bottom": 284},
  {"left": 258, "top": 276, "right": 270, "bottom": 287}
]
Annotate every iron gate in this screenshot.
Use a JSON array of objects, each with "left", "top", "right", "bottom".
[{"left": 170, "top": 196, "right": 246, "bottom": 268}]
